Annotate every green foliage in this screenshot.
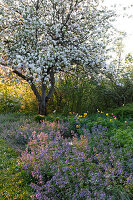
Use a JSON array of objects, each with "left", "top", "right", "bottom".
[
  {"left": 0, "top": 137, "right": 34, "bottom": 199},
  {"left": 18, "top": 120, "right": 132, "bottom": 199},
  {"left": 0, "top": 91, "right": 21, "bottom": 113},
  {"left": 34, "top": 114, "right": 46, "bottom": 122},
  {"left": 48, "top": 76, "right": 105, "bottom": 114},
  {"left": 0, "top": 67, "right": 133, "bottom": 116},
  {"left": 0, "top": 112, "right": 133, "bottom": 199},
  {"left": 34, "top": 114, "right": 57, "bottom": 122},
  {"left": 112, "top": 103, "right": 133, "bottom": 120},
  {"left": 34, "top": 113, "right": 68, "bottom": 123},
  {"left": 0, "top": 80, "right": 38, "bottom": 114},
  {"left": 111, "top": 128, "right": 133, "bottom": 150},
  {"left": 47, "top": 71, "right": 133, "bottom": 115}
]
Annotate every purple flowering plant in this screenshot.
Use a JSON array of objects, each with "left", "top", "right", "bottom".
[{"left": 19, "top": 124, "right": 133, "bottom": 200}]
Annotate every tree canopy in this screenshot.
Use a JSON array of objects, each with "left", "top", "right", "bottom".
[{"left": 0, "top": 0, "right": 116, "bottom": 114}]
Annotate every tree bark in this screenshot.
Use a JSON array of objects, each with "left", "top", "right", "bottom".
[
  {"left": 38, "top": 82, "right": 47, "bottom": 115},
  {"left": 38, "top": 99, "right": 47, "bottom": 115},
  {"left": 12, "top": 69, "right": 55, "bottom": 115}
]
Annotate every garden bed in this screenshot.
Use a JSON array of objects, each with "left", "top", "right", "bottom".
[{"left": 0, "top": 112, "right": 133, "bottom": 199}]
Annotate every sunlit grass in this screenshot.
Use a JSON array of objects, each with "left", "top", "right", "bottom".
[{"left": 0, "top": 137, "right": 34, "bottom": 200}]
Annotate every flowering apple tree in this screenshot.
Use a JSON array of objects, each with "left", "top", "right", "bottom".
[{"left": 0, "top": 0, "right": 115, "bottom": 115}]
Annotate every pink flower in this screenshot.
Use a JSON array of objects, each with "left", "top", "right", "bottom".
[
  {"left": 125, "top": 121, "right": 127, "bottom": 124},
  {"left": 30, "top": 195, "right": 35, "bottom": 200}
]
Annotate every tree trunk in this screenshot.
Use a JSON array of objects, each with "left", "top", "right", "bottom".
[
  {"left": 12, "top": 69, "right": 55, "bottom": 115},
  {"left": 38, "top": 99, "right": 47, "bottom": 115}
]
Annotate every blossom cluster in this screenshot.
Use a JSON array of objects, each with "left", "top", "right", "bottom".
[{"left": 0, "top": 0, "right": 116, "bottom": 84}]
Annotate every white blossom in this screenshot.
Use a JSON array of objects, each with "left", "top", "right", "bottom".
[{"left": 0, "top": 0, "right": 117, "bottom": 83}]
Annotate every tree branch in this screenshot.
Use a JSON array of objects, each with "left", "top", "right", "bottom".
[
  {"left": 30, "top": 82, "right": 42, "bottom": 102},
  {"left": 13, "top": 69, "right": 41, "bottom": 102},
  {"left": 46, "top": 70, "right": 55, "bottom": 101},
  {"left": 60, "top": 0, "right": 79, "bottom": 31},
  {"left": 0, "top": 62, "right": 8, "bottom": 66},
  {"left": 13, "top": 69, "right": 33, "bottom": 82}
]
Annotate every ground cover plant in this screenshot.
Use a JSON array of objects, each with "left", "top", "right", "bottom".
[
  {"left": 16, "top": 111, "right": 133, "bottom": 199},
  {"left": 0, "top": 110, "right": 133, "bottom": 200},
  {"left": 19, "top": 123, "right": 133, "bottom": 200}
]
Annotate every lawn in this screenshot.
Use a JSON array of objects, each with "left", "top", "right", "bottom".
[{"left": 0, "top": 137, "right": 34, "bottom": 200}]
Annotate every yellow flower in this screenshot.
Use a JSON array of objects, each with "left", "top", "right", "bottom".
[
  {"left": 69, "top": 112, "right": 72, "bottom": 114},
  {"left": 84, "top": 113, "right": 87, "bottom": 116},
  {"left": 101, "top": 111, "right": 103, "bottom": 114},
  {"left": 110, "top": 119, "right": 112, "bottom": 122},
  {"left": 106, "top": 113, "right": 108, "bottom": 116},
  {"left": 76, "top": 125, "right": 79, "bottom": 128},
  {"left": 114, "top": 117, "right": 117, "bottom": 120},
  {"left": 20, "top": 105, "right": 25, "bottom": 110}
]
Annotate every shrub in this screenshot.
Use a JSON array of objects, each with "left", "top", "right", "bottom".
[
  {"left": 112, "top": 103, "right": 133, "bottom": 120},
  {"left": 0, "top": 80, "right": 38, "bottom": 114},
  {"left": 0, "top": 93, "right": 21, "bottom": 113},
  {"left": 34, "top": 115, "right": 46, "bottom": 122},
  {"left": 111, "top": 128, "right": 133, "bottom": 151}
]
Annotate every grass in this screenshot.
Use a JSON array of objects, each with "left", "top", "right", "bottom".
[{"left": 0, "top": 137, "right": 34, "bottom": 200}]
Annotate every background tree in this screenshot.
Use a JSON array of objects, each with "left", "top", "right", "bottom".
[
  {"left": 0, "top": 0, "right": 115, "bottom": 115},
  {"left": 125, "top": 53, "right": 133, "bottom": 78}
]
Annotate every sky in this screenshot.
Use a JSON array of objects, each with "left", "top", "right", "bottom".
[{"left": 103, "top": 0, "right": 133, "bottom": 55}]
